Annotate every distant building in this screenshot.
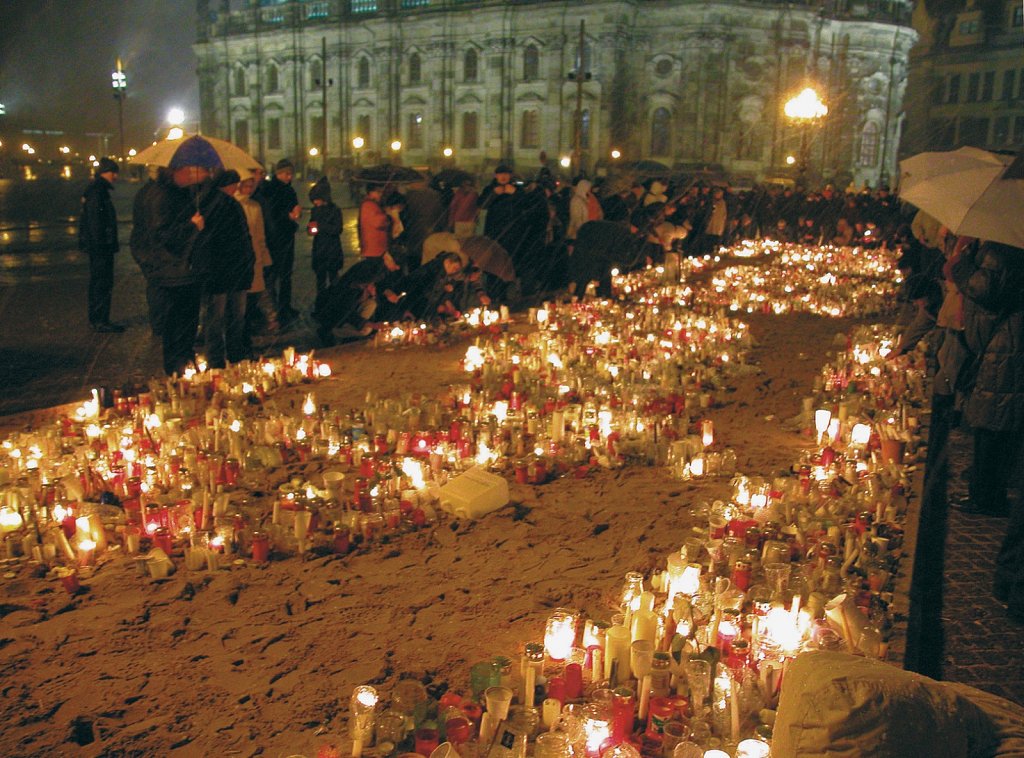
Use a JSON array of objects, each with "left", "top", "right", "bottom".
[
  {"left": 194, "top": 0, "right": 916, "bottom": 188},
  {"left": 902, "top": 0, "right": 1024, "bottom": 156}
]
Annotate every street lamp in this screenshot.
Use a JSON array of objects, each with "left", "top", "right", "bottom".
[
  {"left": 784, "top": 87, "right": 827, "bottom": 191},
  {"left": 610, "top": 149, "right": 621, "bottom": 161},
  {"left": 111, "top": 57, "right": 127, "bottom": 163}
]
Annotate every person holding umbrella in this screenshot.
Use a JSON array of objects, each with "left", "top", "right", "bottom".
[
  {"left": 79, "top": 157, "right": 124, "bottom": 333},
  {"left": 129, "top": 147, "right": 211, "bottom": 376}
]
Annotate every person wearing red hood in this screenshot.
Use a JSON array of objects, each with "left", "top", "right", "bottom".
[{"left": 308, "top": 177, "right": 344, "bottom": 293}]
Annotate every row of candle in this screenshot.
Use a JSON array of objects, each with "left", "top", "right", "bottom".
[{"left": 322, "top": 247, "right": 922, "bottom": 756}]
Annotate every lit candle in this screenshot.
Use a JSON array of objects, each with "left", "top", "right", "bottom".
[{"left": 77, "top": 538, "right": 96, "bottom": 567}]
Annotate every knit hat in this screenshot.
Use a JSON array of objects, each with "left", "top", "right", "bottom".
[
  {"left": 309, "top": 176, "right": 332, "bottom": 203},
  {"left": 275, "top": 158, "right": 295, "bottom": 173},
  {"left": 95, "top": 157, "right": 120, "bottom": 176},
  {"left": 495, "top": 164, "right": 513, "bottom": 175}
]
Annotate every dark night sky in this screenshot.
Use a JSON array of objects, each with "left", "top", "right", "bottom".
[{"left": 0, "top": 0, "right": 200, "bottom": 152}]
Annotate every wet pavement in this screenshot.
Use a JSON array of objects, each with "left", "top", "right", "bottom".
[{"left": 0, "top": 176, "right": 359, "bottom": 417}]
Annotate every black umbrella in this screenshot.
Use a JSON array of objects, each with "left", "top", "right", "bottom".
[
  {"left": 621, "top": 160, "right": 671, "bottom": 177},
  {"left": 430, "top": 168, "right": 475, "bottom": 191},
  {"left": 353, "top": 164, "right": 426, "bottom": 184},
  {"left": 461, "top": 236, "right": 516, "bottom": 282}
]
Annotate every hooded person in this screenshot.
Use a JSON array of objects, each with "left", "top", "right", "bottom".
[
  {"left": 567, "top": 178, "right": 594, "bottom": 241},
  {"left": 308, "top": 177, "right": 344, "bottom": 293},
  {"left": 643, "top": 180, "right": 669, "bottom": 206}
]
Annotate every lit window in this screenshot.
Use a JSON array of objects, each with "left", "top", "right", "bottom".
[{"left": 407, "top": 113, "right": 424, "bottom": 149}]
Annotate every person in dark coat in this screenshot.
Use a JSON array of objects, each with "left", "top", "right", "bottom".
[
  {"left": 312, "top": 252, "right": 403, "bottom": 346},
  {"left": 399, "top": 252, "right": 465, "bottom": 321},
  {"left": 478, "top": 165, "right": 521, "bottom": 249},
  {"left": 308, "top": 177, "right": 344, "bottom": 294},
  {"left": 261, "top": 158, "right": 302, "bottom": 323},
  {"left": 129, "top": 162, "right": 209, "bottom": 376},
  {"left": 949, "top": 241, "right": 1024, "bottom": 620},
  {"left": 193, "top": 170, "right": 255, "bottom": 368},
  {"left": 568, "top": 220, "right": 645, "bottom": 298},
  {"left": 79, "top": 157, "right": 124, "bottom": 332}
]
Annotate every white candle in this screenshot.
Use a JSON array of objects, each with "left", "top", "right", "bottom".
[
  {"left": 551, "top": 410, "right": 564, "bottom": 443},
  {"left": 638, "top": 673, "right": 652, "bottom": 720},
  {"left": 524, "top": 662, "right": 537, "bottom": 709},
  {"left": 542, "top": 697, "right": 561, "bottom": 730}
]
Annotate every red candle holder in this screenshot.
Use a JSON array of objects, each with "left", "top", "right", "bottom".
[
  {"left": 251, "top": 532, "right": 270, "bottom": 563},
  {"left": 414, "top": 727, "right": 439, "bottom": 756}
]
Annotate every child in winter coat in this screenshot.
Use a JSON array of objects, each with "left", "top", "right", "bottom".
[{"left": 309, "top": 177, "right": 344, "bottom": 293}]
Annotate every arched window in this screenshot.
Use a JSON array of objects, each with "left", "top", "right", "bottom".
[
  {"left": 461, "top": 112, "right": 479, "bottom": 149},
  {"left": 573, "top": 42, "right": 591, "bottom": 74},
  {"left": 265, "top": 62, "right": 281, "bottom": 93},
  {"left": 308, "top": 58, "right": 323, "bottom": 90},
  {"left": 651, "top": 107, "right": 671, "bottom": 156},
  {"left": 464, "top": 49, "right": 479, "bottom": 82},
  {"left": 859, "top": 122, "right": 880, "bottom": 166},
  {"left": 407, "top": 112, "right": 424, "bottom": 149},
  {"left": 355, "top": 114, "right": 372, "bottom": 146},
  {"left": 520, "top": 109, "right": 540, "bottom": 149},
  {"left": 409, "top": 52, "right": 422, "bottom": 85},
  {"left": 357, "top": 57, "right": 371, "bottom": 88},
  {"left": 523, "top": 45, "right": 539, "bottom": 81},
  {"left": 581, "top": 109, "right": 591, "bottom": 149},
  {"left": 233, "top": 66, "right": 247, "bottom": 97}
]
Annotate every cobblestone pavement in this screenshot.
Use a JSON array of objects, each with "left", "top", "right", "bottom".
[{"left": 939, "top": 426, "right": 1024, "bottom": 705}]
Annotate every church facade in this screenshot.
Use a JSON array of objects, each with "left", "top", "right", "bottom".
[{"left": 194, "top": 0, "right": 916, "bottom": 188}]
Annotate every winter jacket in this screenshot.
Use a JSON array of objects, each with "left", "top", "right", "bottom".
[
  {"left": 950, "top": 241, "right": 1024, "bottom": 431},
  {"left": 262, "top": 176, "right": 299, "bottom": 253},
  {"left": 129, "top": 174, "right": 200, "bottom": 287},
  {"left": 78, "top": 176, "right": 119, "bottom": 254},
  {"left": 567, "top": 180, "right": 593, "bottom": 240},
  {"left": 310, "top": 202, "right": 344, "bottom": 273},
  {"left": 478, "top": 180, "right": 521, "bottom": 244},
  {"left": 359, "top": 197, "right": 390, "bottom": 258},
  {"left": 192, "top": 182, "right": 255, "bottom": 294},
  {"left": 235, "top": 193, "right": 273, "bottom": 293}
]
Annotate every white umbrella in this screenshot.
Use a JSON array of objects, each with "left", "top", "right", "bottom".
[
  {"left": 898, "top": 146, "right": 1024, "bottom": 248},
  {"left": 130, "top": 133, "right": 262, "bottom": 176}
]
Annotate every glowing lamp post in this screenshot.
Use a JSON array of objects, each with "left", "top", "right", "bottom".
[
  {"left": 784, "top": 87, "right": 827, "bottom": 190},
  {"left": 111, "top": 57, "right": 127, "bottom": 162}
]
